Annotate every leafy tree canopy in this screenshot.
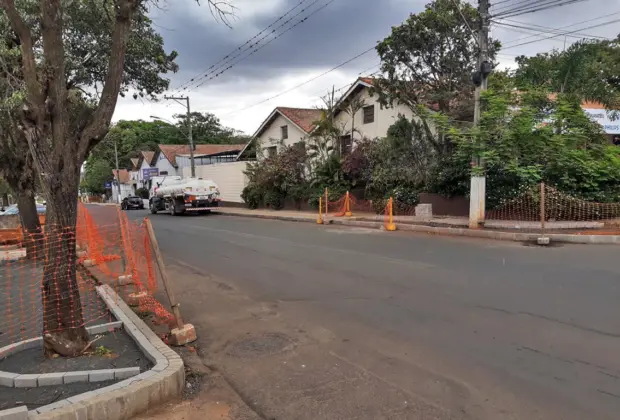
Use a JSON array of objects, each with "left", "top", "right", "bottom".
[
  {"left": 374, "top": 0, "right": 501, "bottom": 123},
  {"left": 81, "top": 159, "right": 113, "bottom": 195},
  {"left": 515, "top": 38, "right": 620, "bottom": 110}
]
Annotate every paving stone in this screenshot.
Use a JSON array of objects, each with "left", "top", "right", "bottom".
[
  {"left": 37, "top": 372, "right": 65, "bottom": 386},
  {"left": 0, "top": 406, "right": 28, "bottom": 420},
  {"left": 66, "top": 390, "right": 100, "bottom": 404},
  {"left": 114, "top": 367, "right": 140, "bottom": 380},
  {"left": 0, "top": 371, "right": 18, "bottom": 387},
  {"left": 14, "top": 374, "right": 39, "bottom": 388},
  {"left": 63, "top": 371, "right": 89, "bottom": 384},
  {"left": 89, "top": 369, "right": 114, "bottom": 382},
  {"left": 35, "top": 399, "right": 70, "bottom": 413},
  {"left": 86, "top": 321, "right": 123, "bottom": 335}
]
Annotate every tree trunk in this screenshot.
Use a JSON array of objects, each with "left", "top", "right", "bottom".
[
  {"left": 1, "top": 193, "right": 8, "bottom": 208},
  {"left": 16, "top": 191, "right": 42, "bottom": 259},
  {"left": 41, "top": 165, "right": 89, "bottom": 357}
]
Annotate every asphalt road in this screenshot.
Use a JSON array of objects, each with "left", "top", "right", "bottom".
[{"left": 103, "top": 207, "right": 620, "bottom": 419}]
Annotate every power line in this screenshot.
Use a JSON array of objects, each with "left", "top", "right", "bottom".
[
  {"left": 503, "top": 16, "right": 620, "bottom": 50},
  {"left": 449, "top": 0, "right": 478, "bottom": 45},
  {"left": 493, "top": 0, "right": 590, "bottom": 19},
  {"left": 496, "top": 18, "right": 610, "bottom": 40},
  {"left": 219, "top": 45, "right": 377, "bottom": 117},
  {"left": 495, "top": 21, "right": 609, "bottom": 42},
  {"left": 169, "top": 0, "right": 315, "bottom": 94},
  {"left": 495, "top": 10, "right": 619, "bottom": 47},
  {"left": 186, "top": 0, "right": 335, "bottom": 93}
]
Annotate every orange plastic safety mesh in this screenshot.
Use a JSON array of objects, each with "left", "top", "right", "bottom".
[
  {"left": 0, "top": 204, "right": 174, "bottom": 348},
  {"left": 487, "top": 184, "right": 620, "bottom": 223}
]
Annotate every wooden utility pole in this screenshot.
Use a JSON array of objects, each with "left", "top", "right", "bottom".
[{"left": 469, "top": 0, "right": 491, "bottom": 229}]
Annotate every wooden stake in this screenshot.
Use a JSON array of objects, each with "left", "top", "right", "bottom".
[{"left": 144, "top": 218, "right": 184, "bottom": 330}]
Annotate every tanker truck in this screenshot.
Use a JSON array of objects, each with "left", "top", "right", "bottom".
[{"left": 149, "top": 177, "right": 221, "bottom": 215}]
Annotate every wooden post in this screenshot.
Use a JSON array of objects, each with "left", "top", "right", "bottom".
[
  {"left": 144, "top": 218, "right": 184, "bottom": 330},
  {"left": 324, "top": 187, "right": 328, "bottom": 220},
  {"left": 317, "top": 196, "right": 324, "bottom": 224},
  {"left": 540, "top": 182, "right": 546, "bottom": 236}
]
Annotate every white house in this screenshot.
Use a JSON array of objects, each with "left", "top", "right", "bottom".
[
  {"left": 332, "top": 77, "right": 416, "bottom": 153},
  {"left": 157, "top": 144, "right": 246, "bottom": 177},
  {"left": 247, "top": 107, "right": 323, "bottom": 158},
  {"left": 240, "top": 78, "right": 418, "bottom": 160},
  {"left": 112, "top": 169, "right": 135, "bottom": 202}
]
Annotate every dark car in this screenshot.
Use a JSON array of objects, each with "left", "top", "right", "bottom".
[{"left": 121, "top": 196, "right": 145, "bottom": 210}]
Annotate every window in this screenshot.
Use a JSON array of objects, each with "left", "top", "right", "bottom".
[
  {"left": 281, "top": 125, "right": 288, "bottom": 140},
  {"left": 339, "top": 135, "right": 352, "bottom": 156},
  {"left": 266, "top": 146, "right": 277, "bottom": 158},
  {"left": 362, "top": 105, "right": 375, "bottom": 124}
]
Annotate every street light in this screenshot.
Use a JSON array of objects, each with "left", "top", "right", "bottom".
[{"left": 150, "top": 114, "right": 195, "bottom": 177}]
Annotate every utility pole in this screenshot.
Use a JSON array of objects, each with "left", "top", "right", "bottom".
[
  {"left": 164, "top": 95, "right": 195, "bottom": 177},
  {"left": 113, "top": 138, "right": 122, "bottom": 203},
  {"left": 469, "top": 0, "right": 491, "bottom": 229}
]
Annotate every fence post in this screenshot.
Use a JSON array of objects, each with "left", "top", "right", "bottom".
[
  {"left": 345, "top": 191, "right": 352, "bottom": 217},
  {"left": 385, "top": 197, "right": 397, "bottom": 231},
  {"left": 538, "top": 182, "right": 549, "bottom": 245},
  {"left": 144, "top": 218, "right": 184, "bottom": 330},
  {"left": 317, "top": 196, "right": 324, "bottom": 224},
  {"left": 324, "top": 187, "right": 328, "bottom": 220}
]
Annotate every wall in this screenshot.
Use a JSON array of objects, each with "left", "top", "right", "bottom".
[
  {"left": 418, "top": 193, "right": 469, "bottom": 217},
  {"left": 182, "top": 161, "right": 248, "bottom": 203},
  {"left": 137, "top": 160, "right": 151, "bottom": 189},
  {"left": 155, "top": 152, "right": 178, "bottom": 177},
  {"left": 334, "top": 87, "right": 416, "bottom": 141},
  {"left": 112, "top": 183, "right": 135, "bottom": 203},
  {"left": 257, "top": 114, "right": 307, "bottom": 157}
]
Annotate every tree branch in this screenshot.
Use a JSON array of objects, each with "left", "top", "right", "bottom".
[
  {"left": 0, "top": 0, "right": 44, "bottom": 117},
  {"left": 41, "top": 0, "right": 68, "bottom": 150},
  {"left": 78, "top": 0, "right": 139, "bottom": 161}
]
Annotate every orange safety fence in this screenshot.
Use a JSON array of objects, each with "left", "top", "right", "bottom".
[
  {"left": 322, "top": 189, "right": 374, "bottom": 218},
  {"left": 0, "top": 204, "right": 174, "bottom": 348}
]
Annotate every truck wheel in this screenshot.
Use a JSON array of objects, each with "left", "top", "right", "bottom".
[{"left": 150, "top": 203, "right": 158, "bottom": 214}]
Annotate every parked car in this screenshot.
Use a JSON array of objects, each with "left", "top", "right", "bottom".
[
  {"left": 0, "top": 204, "right": 46, "bottom": 215},
  {"left": 121, "top": 196, "right": 145, "bottom": 210}
]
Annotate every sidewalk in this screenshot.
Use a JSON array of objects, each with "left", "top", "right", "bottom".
[{"left": 213, "top": 207, "right": 620, "bottom": 244}]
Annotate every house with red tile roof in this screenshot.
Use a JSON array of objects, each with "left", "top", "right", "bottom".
[
  {"left": 245, "top": 107, "right": 323, "bottom": 158},
  {"left": 332, "top": 77, "right": 418, "bottom": 152},
  {"left": 243, "top": 77, "right": 421, "bottom": 159}
]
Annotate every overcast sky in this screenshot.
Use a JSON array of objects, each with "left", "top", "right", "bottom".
[{"left": 111, "top": 0, "right": 620, "bottom": 135}]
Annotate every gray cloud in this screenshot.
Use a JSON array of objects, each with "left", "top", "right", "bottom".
[{"left": 113, "top": 0, "right": 620, "bottom": 133}]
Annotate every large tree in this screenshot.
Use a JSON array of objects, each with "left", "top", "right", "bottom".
[
  {"left": 374, "top": 0, "right": 500, "bottom": 154},
  {"left": 515, "top": 38, "right": 620, "bottom": 110},
  {"left": 0, "top": 0, "right": 231, "bottom": 356}
]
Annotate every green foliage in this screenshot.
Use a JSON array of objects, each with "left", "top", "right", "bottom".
[
  {"left": 135, "top": 187, "right": 149, "bottom": 199},
  {"left": 447, "top": 87, "right": 620, "bottom": 206},
  {"left": 242, "top": 144, "right": 308, "bottom": 210},
  {"left": 264, "top": 189, "right": 286, "bottom": 210},
  {"left": 374, "top": 0, "right": 501, "bottom": 123},
  {"left": 81, "top": 159, "right": 113, "bottom": 195},
  {"left": 515, "top": 39, "right": 620, "bottom": 110},
  {"left": 241, "top": 184, "right": 262, "bottom": 209}
]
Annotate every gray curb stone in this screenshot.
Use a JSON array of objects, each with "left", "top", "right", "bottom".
[
  {"left": 37, "top": 373, "right": 65, "bottom": 387},
  {"left": 0, "top": 405, "right": 27, "bottom": 420},
  {"left": 27, "top": 284, "right": 184, "bottom": 420},
  {"left": 213, "top": 210, "right": 620, "bottom": 245}
]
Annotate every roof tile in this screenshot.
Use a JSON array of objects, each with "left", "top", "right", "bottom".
[{"left": 158, "top": 144, "right": 246, "bottom": 166}]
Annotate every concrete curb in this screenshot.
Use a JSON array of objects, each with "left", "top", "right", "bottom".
[
  {"left": 213, "top": 210, "right": 620, "bottom": 245},
  {"left": 20, "top": 284, "right": 184, "bottom": 419},
  {"left": 0, "top": 322, "right": 140, "bottom": 388}
]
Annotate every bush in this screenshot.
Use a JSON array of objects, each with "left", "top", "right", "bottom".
[
  {"left": 135, "top": 187, "right": 149, "bottom": 199},
  {"left": 241, "top": 185, "right": 262, "bottom": 209},
  {"left": 264, "top": 189, "right": 286, "bottom": 210}
]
